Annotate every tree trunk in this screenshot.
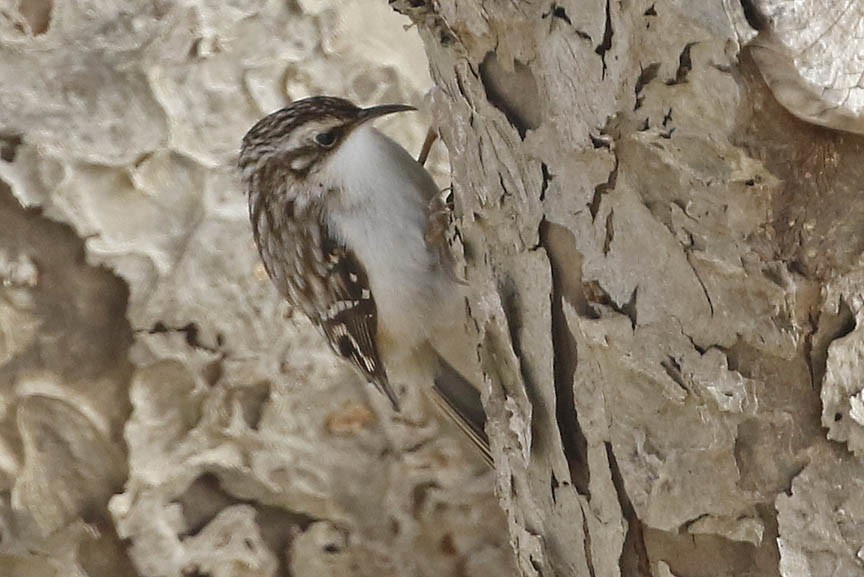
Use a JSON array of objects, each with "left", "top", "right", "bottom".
[{"left": 393, "top": 0, "right": 864, "bottom": 576}]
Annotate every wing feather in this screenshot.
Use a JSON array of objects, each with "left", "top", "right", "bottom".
[
  {"left": 318, "top": 239, "right": 399, "bottom": 409},
  {"left": 251, "top": 193, "right": 399, "bottom": 410}
]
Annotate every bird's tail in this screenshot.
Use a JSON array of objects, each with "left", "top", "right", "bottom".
[{"left": 430, "top": 356, "right": 492, "bottom": 466}]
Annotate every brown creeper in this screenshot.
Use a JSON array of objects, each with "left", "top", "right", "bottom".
[{"left": 239, "top": 96, "right": 490, "bottom": 463}]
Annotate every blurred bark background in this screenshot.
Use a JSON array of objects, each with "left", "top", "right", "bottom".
[
  {"left": 0, "top": 0, "right": 863, "bottom": 576},
  {"left": 0, "top": 1, "right": 509, "bottom": 576}
]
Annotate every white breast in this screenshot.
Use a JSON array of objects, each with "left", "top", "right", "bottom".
[{"left": 321, "top": 125, "right": 454, "bottom": 356}]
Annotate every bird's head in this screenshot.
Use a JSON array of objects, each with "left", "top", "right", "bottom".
[{"left": 239, "top": 96, "right": 415, "bottom": 183}]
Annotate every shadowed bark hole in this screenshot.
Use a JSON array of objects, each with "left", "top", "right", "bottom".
[
  {"left": 234, "top": 381, "right": 271, "bottom": 430},
  {"left": 0, "top": 133, "right": 22, "bottom": 161},
  {"left": 541, "top": 220, "right": 591, "bottom": 495},
  {"left": 739, "top": 0, "right": 770, "bottom": 31},
  {"left": 0, "top": 182, "right": 134, "bottom": 419},
  {"left": 553, "top": 5, "right": 571, "bottom": 24},
  {"left": 602, "top": 209, "right": 614, "bottom": 255},
  {"left": 634, "top": 63, "right": 661, "bottom": 110},
  {"left": 809, "top": 297, "right": 856, "bottom": 389},
  {"left": 606, "top": 442, "right": 651, "bottom": 577},
  {"left": 497, "top": 277, "right": 545, "bottom": 435},
  {"left": 660, "top": 355, "right": 690, "bottom": 396},
  {"left": 594, "top": 0, "right": 614, "bottom": 77},
  {"left": 643, "top": 504, "right": 781, "bottom": 576},
  {"left": 498, "top": 277, "right": 524, "bottom": 361},
  {"left": 590, "top": 155, "right": 618, "bottom": 220},
  {"left": 77, "top": 515, "right": 139, "bottom": 577},
  {"left": 181, "top": 565, "right": 211, "bottom": 577},
  {"left": 177, "top": 472, "right": 315, "bottom": 577},
  {"left": 201, "top": 359, "right": 223, "bottom": 387},
  {"left": 0, "top": 184, "right": 136, "bottom": 571},
  {"left": 17, "top": 0, "right": 52, "bottom": 35},
  {"left": 479, "top": 52, "right": 542, "bottom": 138},
  {"left": 146, "top": 321, "right": 221, "bottom": 353},
  {"left": 178, "top": 473, "right": 238, "bottom": 539},
  {"left": 667, "top": 43, "right": 696, "bottom": 85},
  {"left": 540, "top": 163, "right": 551, "bottom": 201}
]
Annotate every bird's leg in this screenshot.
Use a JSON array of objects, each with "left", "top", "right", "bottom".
[
  {"left": 424, "top": 186, "right": 452, "bottom": 247},
  {"left": 425, "top": 186, "right": 467, "bottom": 285},
  {"left": 417, "top": 127, "right": 438, "bottom": 166}
]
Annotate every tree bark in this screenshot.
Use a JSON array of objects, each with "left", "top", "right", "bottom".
[
  {"left": 0, "top": 0, "right": 862, "bottom": 576},
  {"left": 393, "top": 0, "right": 864, "bottom": 576}
]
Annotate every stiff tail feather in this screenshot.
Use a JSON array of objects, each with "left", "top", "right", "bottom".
[{"left": 430, "top": 356, "right": 493, "bottom": 467}]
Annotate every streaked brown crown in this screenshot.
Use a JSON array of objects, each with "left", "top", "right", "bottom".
[
  {"left": 241, "top": 97, "right": 359, "bottom": 150},
  {"left": 239, "top": 96, "right": 416, "bottom": 182},
  {"left": 239, "top": 96, "right": 362, "bottom": 179}
]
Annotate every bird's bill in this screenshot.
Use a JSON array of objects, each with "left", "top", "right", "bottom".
[{"left": 357, "top": 103, "right": 416, "bottom": 122}]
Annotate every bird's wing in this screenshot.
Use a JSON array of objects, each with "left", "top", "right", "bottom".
[
  {"left": 251, "top": 194, "right": 400, "bottom": 410},
  {"left": 314, "top": 228, "right": 400, "bottom": 410}
]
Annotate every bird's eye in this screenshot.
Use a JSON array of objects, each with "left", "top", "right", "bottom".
[{"left": 315, "top": 131, "right": 337, "bottom": 148}]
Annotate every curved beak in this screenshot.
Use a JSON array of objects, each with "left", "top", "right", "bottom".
[{"left": 357, "top": 103, "right": 416, "bottom": 123}]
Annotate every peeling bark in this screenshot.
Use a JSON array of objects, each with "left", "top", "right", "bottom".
[{"left": 394, "top": 0, "right": 864, "bottom": 575}]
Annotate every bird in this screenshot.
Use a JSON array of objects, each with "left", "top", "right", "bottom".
[{"left": 239, "top": 96, "right": 491, "bottom": 464}]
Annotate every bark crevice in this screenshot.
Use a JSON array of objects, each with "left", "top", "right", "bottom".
[{"left": 541, "top": 220, "right": 591, "bottom": 496}]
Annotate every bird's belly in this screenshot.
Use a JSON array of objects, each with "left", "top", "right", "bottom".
[{"left": 333, "top": 209, "right": 448, "bottom": 355}]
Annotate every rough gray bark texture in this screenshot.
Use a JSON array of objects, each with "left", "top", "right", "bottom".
[
  {"left": 0, "top": 0, "right": 862, "bottom": 576},
  {"left": 392, "top": 0, "right": 864, "bottom": 576}
]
